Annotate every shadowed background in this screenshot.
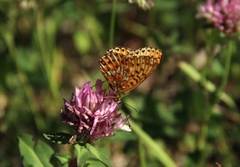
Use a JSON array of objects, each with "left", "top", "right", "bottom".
[{"left": 1, "top": 0, "right": 240, "bottom": 166}]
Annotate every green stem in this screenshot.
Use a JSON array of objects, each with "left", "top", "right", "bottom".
[
  {"left": 178, "top": 62, "right": 237, "bottom": 110},
  {"left": 109, "top": 0, "right": 117, "bottom": 48},
  {"left": 2, "top": 28, "right": 45, "bottom": 131},
  {"left": 139, "top": 141, "right": 146, "bottom": 167},
  {"left": 130, "top": 120, "right": 177, "bottom": 167},
  {"left": 200, "top": 44, "right": 211, "bottom": 85},
  {"left": 212, "top": 41, "right": 234, "bottom": 105},
  {"left": 36, "top": 10, "right": 59, "bottom": 100}
]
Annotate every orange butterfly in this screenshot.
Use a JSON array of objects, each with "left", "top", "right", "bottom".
[{"left": 99, "top": 47, "right": 163, "bottom": 99}]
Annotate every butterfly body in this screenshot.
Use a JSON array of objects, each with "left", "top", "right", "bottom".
[{"left": 99, "top": 47, "right": 163, "bottom": 99}]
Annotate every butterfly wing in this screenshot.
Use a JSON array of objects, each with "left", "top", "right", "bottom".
[
  {"left": 99, "top": 47, "right": 131, "bottom": 98},
  {"left": 123, "top": 47, "right": 163, "bottom": 93},
  {"left": 99, "top": 47, "right": 163, "bottom": 99}
]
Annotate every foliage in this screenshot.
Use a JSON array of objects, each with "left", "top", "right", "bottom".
[{"left": 1, "top": 0, "right": 240, "bottom": 166}]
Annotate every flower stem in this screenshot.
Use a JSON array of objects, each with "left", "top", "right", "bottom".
[
  {"left": 178, "top": 62, "right": 237, "bottom": 110},
  {"left": 109, "top": 0, "right": 117, "bottom": 48},
  {"left": 211, "top": 40, "right": 235, "bottom": 105},
  {"left": 130, "top": 119, "right": 176, "bottom": 167}
]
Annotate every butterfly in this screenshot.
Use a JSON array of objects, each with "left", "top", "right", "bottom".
[{"left": 99, "top": 47, "right": 163, "bottom": 99}]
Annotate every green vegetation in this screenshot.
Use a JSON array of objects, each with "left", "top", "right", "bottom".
[{"left": 1, "top": 0, "right": 240, "bottom": 166}]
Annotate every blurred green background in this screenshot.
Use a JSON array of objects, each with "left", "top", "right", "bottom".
[{"left": 1, "top": 0, "right": 240, "bottom": 166}]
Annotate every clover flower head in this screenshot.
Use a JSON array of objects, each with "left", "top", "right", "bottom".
[
  {"left": 128, "top": 0, "right": 155, "bottom": 10},
  {"left": 61, "top": 79, "right": 130, "bottom": 143},
  {"left": 198, "top": 0, "right": 240, "bottom": 34}
]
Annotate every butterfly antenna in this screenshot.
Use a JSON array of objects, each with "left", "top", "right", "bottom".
[{"left": 121, "top": 102, "right": 139, "bottom": 112}]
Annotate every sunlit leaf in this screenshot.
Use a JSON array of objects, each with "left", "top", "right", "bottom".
[
  {"left": 54, "top": 153, "right": 71, "bottom": 165},
  {"left": 18, "top": 134, "right": 54, "bottom": 167},
  {"left": 86, "top": 143, "right": 110, "bottom": 167}
]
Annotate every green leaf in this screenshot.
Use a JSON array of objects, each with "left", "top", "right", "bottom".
[
  {"left": 18, "top": 134, "right": 54, "bottom": 167},
  {"left": 178, "top": 61, "right": 237, "bottom": 110},
  {"left": 54, "top": 153, "right": 71, "bottom": 164},
  {"left": 15, "top": 48, "right": 40, "bottom": 72},
  {"left": 43, "top": 132, "right": 74, "bottom": 144},
  {"left": 86, "top": 143, "right": 110, "bottom": 167},
  {"left": 73, "top": 144, "right": 110, "bottom": 167},
  {"left": 74, "top": 144, "right": 91, "bottom": 166},
  {"left": 110, "top": 130, "right": 136, "bottom": 141},
  {"left": 73, "top": 30, "right": 91, "bottom": 54},
  {"left": 129, "top": 120, "right": 177, "bottom": 167}
]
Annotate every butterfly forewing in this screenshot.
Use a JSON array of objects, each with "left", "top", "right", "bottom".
[
  {"left": 99, "top": 47, "right": 131, "bottom": 94},
  {"left": 99, "top": 47, "right": 163, "bottom": 99}
]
